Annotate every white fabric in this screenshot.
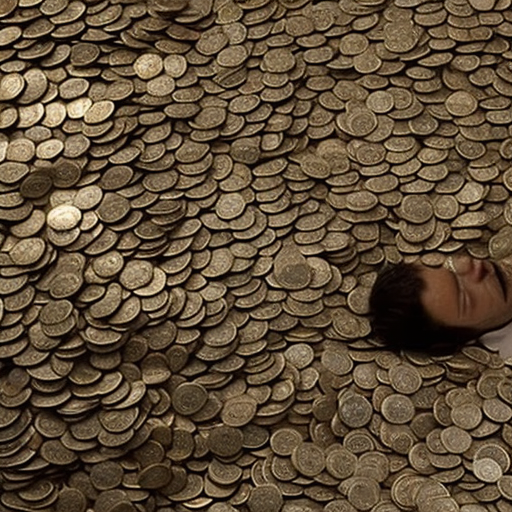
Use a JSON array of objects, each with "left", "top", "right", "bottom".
[{"left": 479, "top": 319, "right": 512, "bottom": 359}]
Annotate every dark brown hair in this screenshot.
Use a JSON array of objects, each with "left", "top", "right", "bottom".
[{"left": 368, "top": 261, "right": 482, "bottom": 355}]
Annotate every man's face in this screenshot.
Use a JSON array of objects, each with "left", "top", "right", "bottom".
[{"left": 415, "top": 255, "right": 512, "bottom": 333}]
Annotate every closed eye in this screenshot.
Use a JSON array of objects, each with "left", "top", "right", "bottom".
[{"left": 452, "top": 272, "right": 465, "bottom": 318}]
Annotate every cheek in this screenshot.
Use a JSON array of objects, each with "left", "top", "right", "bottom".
[
  {"left": 474, "top": 288, "right": 506, "bottom": 319},
  {"left": 422, "top": 290, "right": 458, "bottom": 325},
  {"left": 419, "top": 268, "right": 460, "bottom": 323}
]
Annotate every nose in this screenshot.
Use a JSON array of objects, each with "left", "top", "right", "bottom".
[
  {"left": 444, "top": 255, "right": 477, "bottom": 286},
  {"left": 444, "top": 255, "right": 470, "bottom": 274},
  {"left": 446, "top": 255, "right": 488, "bottom": 285}
]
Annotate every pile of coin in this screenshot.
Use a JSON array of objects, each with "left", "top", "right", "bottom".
[{"left": 3, "top": 0, "right": 512, "bottom": 510}]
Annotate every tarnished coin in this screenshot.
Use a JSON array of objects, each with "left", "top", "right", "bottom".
[
  {"left": 119, "top": 260, "right": 154, "bottom": 290},
  {"left": 325, "top": 447, "right": 357, "bottom": 480},
  {"left": 208, "top": 426, "right": 244, "bottom": 458},
  {"left": 273, "top": 243, "right": 311, "bottom": 290},
  {"left": 338, "top": 393, "right": 373, "bottom": 428},
  {"left": 473, "top": 458, "right": 503, "bottom": 483},
  {"left": 96, "top": 193, "right": 130, "bottom": 224},
  {"left": 0, "top": 0, "right": 17, "bottom": 18},
  {"left": 9, "top": 238, "right": 46, "bottom": 266},
  {"left": 90, "top": 461, "right": 124, "bottom": 490},
  {"left": 138, "top": 463, "right": 172, "bottom": 489},
  {"left": 40, "top": 439, "right": 78, "bottom": 465},
  {"left": 51, "top": 161, "right": 82, "bottom": 189},
  {"left": 381, "top": 394, "right": 415, "bottom": 424},
  {"left": 92, "top": 251, "right": 124, "bottom": 279},
  {"left": 0, "top": 73, "right": 25, "bottom": 101},
  {"left": 247, "top": 484, "right": 283, "bottom": 512},
  {"left": 270, "top": 428, "right": 303, "bottom": 456},
  {"left": 291, "top": 442, "right": 325, "bottom": 477},
  {"left": 221, "top": 395, "right": 258, "bottom": 427},
  {"left": 440, "top": 426, "right": 472, "bottom": 454},
  {"left": 172, "top": 382, "right": 208, "bottom": 416},
  {"left": 389, "top": 364, "right": 422, "bottom": 394},
  {"left": 445, "top": 91, "right": 478, "bottom": 117}
]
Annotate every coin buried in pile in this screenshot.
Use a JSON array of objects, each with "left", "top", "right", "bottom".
[{"left": 2, "top": 0, "right": 512, "bottom": 510}]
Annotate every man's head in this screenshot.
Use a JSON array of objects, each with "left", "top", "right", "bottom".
[{"left": 369, "top": 255, "right": 512, "bottom": 354}]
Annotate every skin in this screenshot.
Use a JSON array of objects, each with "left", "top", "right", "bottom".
[{"left": 414, "top": 254, "right": 512, "bottom": 334}]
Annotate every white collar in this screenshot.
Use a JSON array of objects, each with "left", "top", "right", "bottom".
[{"left": 479, "top": 319, "right": 512, "bottom": 359}]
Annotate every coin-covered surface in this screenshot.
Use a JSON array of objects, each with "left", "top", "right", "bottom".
[{"left": 2, "top": 0, "right": 512, "bottom": 510}]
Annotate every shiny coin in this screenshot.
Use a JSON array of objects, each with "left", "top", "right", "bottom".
[
  {"left": 47, "top": 205, "right": 82, "bottom": 231},
  {"left": 134, "top": 54, "right": 164, "bottom": 80}
]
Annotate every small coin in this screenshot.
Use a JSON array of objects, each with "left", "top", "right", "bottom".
[
  {"left": 291, "top": 442, "right": 325, "bottom": 476},
  {"left": 269, "top": 428, "right": 303, "bottom": 456},
  {"left": 381, "top": 394, "right": 415, "bottom": 424},
  {"left": 96, "top": 193, "right": 130, "bottom": 224},
  {"left": 216, "top": 193, "right": 246, "bottom": 220},
  {"left": 338, "top": 393, "right": 373, "bottom": 428},
  {"left": 92, "top": 251, "right": 124, "bottom": 279},
  {"left": 325, "top": 447, "right": 357, "bottom": 480},
  {"left": 40, "top": 439, "right": 78, "bottom": 465},
  {"left": 0, "top": 73, "right": 25, "bottom": 101},
  {"left": 134, "top": 54, "right": 164, "bottom": 80},
  {"left": 137, "top": 463, "right": 172, "bottom": 490},
  {"left": 473, "top": 458, "right": 503, "bottom": 483},
  {"left": 247, "top": 484, "right": 283, "bottom": 512},
  {"left": 273, "top": 243, "right": 311, "bottom": 290},
  {"left": 445, "top": 90, "right": 478, "bottom": 117},
  {"left": 221, "top": 395, "right": 258, "bottom": 427},
  {"left": 51, "top": 161, "right": 82, "bottom": 188},
  {"left": 55, "top": 488, "right": 87, "bottom": 512},
  {"left": 0, "top": 0, "right": 17, "bottom": 17},
  {"left": 119, "top": 260, "right": 154, "bottom": 290},
  {"left": 47, "top": 205, "right": 82, "bottom": 231},
  {"left": 208, "top": 425, "right": 244, "bottom": 458},
  {"left": 172, "top": 382, "right": 208, "bottom": 416},
  {"left": 9, "top": 238, "right": 46, "bottom": 266},
  {"left": 389, "top": 364, "right": 422, "bottom": 394},
  {"left": 440, "top": 426, "right": 472, "bottom": 454},
  {"left": 90, "top": 461, "right": 124, "bottom": 491}
]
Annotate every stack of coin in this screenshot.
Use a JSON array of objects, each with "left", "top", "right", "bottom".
[{"left": 3, "top": 0, "right": 512, "bottom": 509}]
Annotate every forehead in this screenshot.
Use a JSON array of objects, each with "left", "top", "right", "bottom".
[{"left": 415, "top": 264, "right": 459, "bottom": 324}]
